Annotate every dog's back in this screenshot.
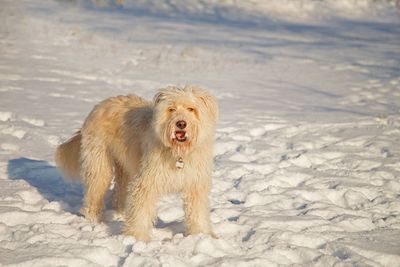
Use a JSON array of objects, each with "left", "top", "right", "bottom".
[{"left": 55, "top": 94, "right": 151, "bottom": 181}]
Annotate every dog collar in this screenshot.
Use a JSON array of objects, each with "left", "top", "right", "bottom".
[{"left": 176, "top": 157, "right": 184, "bottom": 169}]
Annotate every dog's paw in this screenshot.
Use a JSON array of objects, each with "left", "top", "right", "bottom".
[
  {"left": 79, "top": 207, "right": 101, "bottom": 223},
  {"left": 123, "top": 228, "right": 151, "bottom": 243},
  {"left": 186, "top": 227, "right": 218, "bottom": 239}
]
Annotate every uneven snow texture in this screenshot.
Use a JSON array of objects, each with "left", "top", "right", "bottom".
[{"left": 1, "top": 0, "right": 400, "bottom": 266}]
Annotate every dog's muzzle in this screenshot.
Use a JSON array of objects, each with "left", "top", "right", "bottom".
[{"left": 173, "top": 120, "right": 187, "bottom": 142}]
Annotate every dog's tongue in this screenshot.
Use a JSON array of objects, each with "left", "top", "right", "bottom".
[{"left": 175, "top": 131, "right": 186, "bottom": 141}]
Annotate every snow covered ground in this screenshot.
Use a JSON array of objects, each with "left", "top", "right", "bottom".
[{"left": 1, "top": 0, "right": 400, "bottom": 266}]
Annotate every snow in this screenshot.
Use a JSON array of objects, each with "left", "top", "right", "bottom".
[{"left": 1, "top": 0, "right": 400, "bottom": 266}]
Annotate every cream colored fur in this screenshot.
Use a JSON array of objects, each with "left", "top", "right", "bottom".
[{"left": 55, "top": 85, "right": 218, "bottom": 242}]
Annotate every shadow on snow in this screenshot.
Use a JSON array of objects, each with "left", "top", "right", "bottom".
[
  {"left": 7, "top": 157, "right": 186, "bottom": 236},
  {"left": 7, "top": 157, "right": 84, "bottom": 213}
]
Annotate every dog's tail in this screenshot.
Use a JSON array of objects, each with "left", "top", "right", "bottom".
[{"left": 55, "top": 131, "right": 82, "bottom": 181}]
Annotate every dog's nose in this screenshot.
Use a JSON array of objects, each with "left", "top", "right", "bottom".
[{"left": 176, "top": 120, "right": 187, "bottom": 129}]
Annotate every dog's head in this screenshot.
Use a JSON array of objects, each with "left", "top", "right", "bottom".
[{"left": 152, "top": 85, "right": 218, "bottom": 156}]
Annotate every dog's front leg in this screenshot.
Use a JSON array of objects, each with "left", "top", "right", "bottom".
[
  {"left": 183, "top": 184, "right": 215, "bottom": 238},
  {"left": 123, "top": 173, "right": 158, "bottom": 242}
]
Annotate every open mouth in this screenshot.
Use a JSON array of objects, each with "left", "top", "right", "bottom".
[{"left": 174, "top": 130, "right": 187, "bottom": 142}]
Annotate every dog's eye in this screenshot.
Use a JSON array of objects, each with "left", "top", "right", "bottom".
[
  {"left": 168, "top": 108, "right": 176, "bottom": 112},
  {"left": 187, "top": 107, "right": 195, "bottom": 112}
]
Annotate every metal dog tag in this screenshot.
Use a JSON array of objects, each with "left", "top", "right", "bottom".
[{"left": 176, "top": 157, "right": 184, "bottom": 169}]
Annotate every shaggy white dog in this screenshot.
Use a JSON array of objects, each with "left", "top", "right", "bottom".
[{"left": 55, "top": 85, "right": 218, "bottom": 242}]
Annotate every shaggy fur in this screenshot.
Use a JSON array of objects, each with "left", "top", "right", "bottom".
[{"left": 55, "top": 85, "right": 218, "bottom": 242}]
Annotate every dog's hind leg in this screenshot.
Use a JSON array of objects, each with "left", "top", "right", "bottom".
[
  {"left": 80, "top": 138, "right": 113, "bottom": 222},
  {"left": 112, "top": 161, "right": 129, "bottom": 216}
]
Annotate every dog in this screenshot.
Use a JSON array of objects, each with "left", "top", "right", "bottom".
[{"left": 55, "top": 85, "right": 218, "bottom": 242}]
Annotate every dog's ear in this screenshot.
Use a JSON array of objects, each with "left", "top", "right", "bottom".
[
  {"left": 153, "top": 90, "right": 166, "bottom": 105},
  {"left": 191, "top": 87, "right": 219, "bottom": 123},
  {"left": 153, "top": 86, "right": 181, "bottom": 105}
]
